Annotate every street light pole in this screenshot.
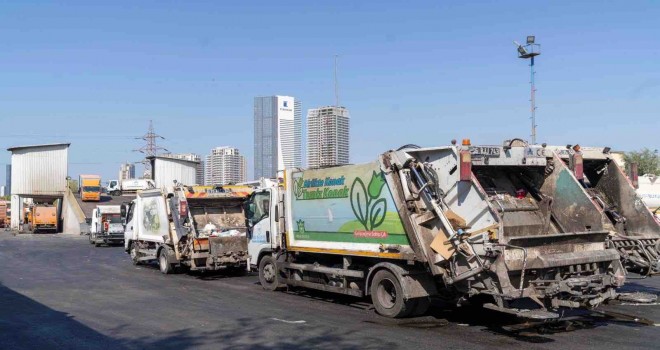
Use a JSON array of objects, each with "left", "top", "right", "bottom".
[
  {"left": 515, "top": 36, "right": 541, "bottom": 144},
  {"left": 530, "top": 54, "right": 537, "bottom": 145}
]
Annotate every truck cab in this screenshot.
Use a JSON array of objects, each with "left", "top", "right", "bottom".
[
  {"left": 90, "top": 205, "right": 124, "bottom": 246},
  {"left": 107, "top": 180, "right": 120, "bottom": 196},
  {"left": 79, "top": 175, "right": 102, "bottom": 202},
  {"left": 246, "top": 187, "right": 280, "bottom": 270}
]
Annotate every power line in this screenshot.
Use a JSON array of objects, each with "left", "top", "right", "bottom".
[{"left": 133, "top": 120, "right": 168, "bottom": 177}]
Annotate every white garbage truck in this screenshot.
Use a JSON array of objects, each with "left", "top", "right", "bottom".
[
  {"left": 545, "top": 144, "right": 660, "bottom": 275},
  {"left": 245, "top": 141, "right": 628, "bottom": 319},
  {"left": 107, "top": 179, "right": 155, "bottom": 196},
  {"left": 89, "top": 205, "right": 125, "bottom": 246},
  {"left": 122, "top": 185, "right": 252, "bottom": 274}
]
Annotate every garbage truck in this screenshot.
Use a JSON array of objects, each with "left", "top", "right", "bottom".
[
  {"left": 545, "top": 144, "right": 660, "bottom": 275},
  {"left": 245, "top": 141, "right": 628, "bottom": 319},
  {"left": 122, "top": 185, "right": 252, "bottom": 274},
  {"left": 89, "top": 205, "right": 125, "bottom": 246},
  {"left": 26, "top": 203, "right": 58, "bottom": 233},
  {"left": 107, "top": 179, "right": 155, "bottom": 196}
]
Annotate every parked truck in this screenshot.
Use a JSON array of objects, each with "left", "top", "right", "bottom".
[
  {"left": 0, "top": 202, "right": 7, "bottom": 229},
  {"left": 122, "top": 185, "right": 253, "bottom": 274},
  {"left": 26, "top": 204, "right": 58, "bottom": 233},
  {"left": 107, "top": 179, "right": 155, "bottom": 196},
  {"left": 79, "top": 175, "right": 102, "bottom": 202},
  {"left": 245, "top": 141, "right": 627, "bottom": 319},
  {"left": 545, "top": 144, "right": 660, "bottom": 275},
  {"left": 89, "top": 205, "right": 124, "bottom": 246}
]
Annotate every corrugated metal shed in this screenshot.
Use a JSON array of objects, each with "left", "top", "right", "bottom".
[
  {"left": 149, "top": 156, "right": 198, "bottom": 189},
  {"left": 7, "top": 143, "right": 70, "bottom": 197}
]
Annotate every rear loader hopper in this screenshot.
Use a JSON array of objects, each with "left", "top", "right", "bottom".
[{"left": 546, "top": 144, "right": 660, "bottom": 276}]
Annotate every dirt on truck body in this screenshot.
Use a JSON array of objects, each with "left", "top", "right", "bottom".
[
  {"left": 249, "top": 141, "right": 629, "bottom": 320},
  {"left": 124, "top": 186, "right": 252, "bottom": 274},
  {"left": 546, "top": 144, "right": 660, "bottom": 275},
  {"left": 175, "top": 189, "right": 251, "bottom": 271},
  {"left": 459, "top": 140, "right": 625, "bottom": 315}
]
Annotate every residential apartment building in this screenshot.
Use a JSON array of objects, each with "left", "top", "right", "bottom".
[
  {"left": 205, "top": 147, "right": 247, "bottom": 185},
  {"left": 306, "top": 106, "right": 350, "bottom": 168}
]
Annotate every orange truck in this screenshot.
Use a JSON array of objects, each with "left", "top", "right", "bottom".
[
  {"left": 79, "top": 174, "right": 102, "bottom": 202},
  {"left": 28, "top": 204, "right": 58, "bottom": 233},
  {"left": 0, "top": 202, "right": 7, "bottom": 228}
]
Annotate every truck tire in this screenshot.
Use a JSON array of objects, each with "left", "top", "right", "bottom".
[
  {"left": 130, "top": 241, "right": 141, "bottom": 265},
  {"left": 370, "top": 269, "right": 415, "bottom": 318},
  {"left": 258, "top": 255, "right": 281, "bottom": 291},
  {"left": 158, "top": 248, "right": 174, "bottom": 274}
]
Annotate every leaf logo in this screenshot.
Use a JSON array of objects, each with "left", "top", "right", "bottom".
[
  {"left": 350, "top": 171, "right": 387, "bottom": 231},
  {"left": 294, "top": 177, "right": 304, "bottom": 199}
]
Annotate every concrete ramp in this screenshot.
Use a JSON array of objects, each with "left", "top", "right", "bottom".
[{"left": 61, "top": 189, "right": 134, "bottom": 235}]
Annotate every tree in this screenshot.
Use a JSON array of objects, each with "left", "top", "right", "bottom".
[{"left": 624, "top": 148, "right": 659, "bottom": 176}]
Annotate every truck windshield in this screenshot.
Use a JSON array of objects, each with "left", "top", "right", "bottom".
[
  {"left": 247, "top": 191, "right": 270, "bottom": 224},
  {"left": 83, "top": 186, "right": 101, "bottom": 192},
  {"left": 106, "top": 214, "right": 122, "bottom": 223},
  {"left": 109, "top": 181, "right": 117, "bottom": 187}
]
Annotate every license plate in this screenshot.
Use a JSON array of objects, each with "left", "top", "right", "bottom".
[{"left": 470, "top": 146, "right": 501, "bottom": 157}]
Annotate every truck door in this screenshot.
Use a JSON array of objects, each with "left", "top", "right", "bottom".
[
  {"left": 91, "top": 209, "right": 98, "bottom": 235},
  {"left": 247, "top": 189, "right": 276, "bottom": 267}
]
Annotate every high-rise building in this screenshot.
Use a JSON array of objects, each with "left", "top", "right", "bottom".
[
  {"left": 5, "top": 164, "right": 11, "bottom": 196},
  {"left": 162, "top": 153, "right": 205, "bottom": 185},
  {"left": 118, "top": 163, "right": 135, "bottom": 182},
  {"left": 306, "top": 106, "right": 350, "bottom": 169},
  {"left": 254, "top": 95, "right": 302, "bottom": 179},
  {"left": 205, "top": 147, "right": 247, "bottom": 185}
]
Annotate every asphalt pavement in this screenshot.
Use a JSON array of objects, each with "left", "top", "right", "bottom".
[
  {"left": 0, "top": 232, "right": 658, "bottom": 350},
  {"left": 75, "top": 194, "right": 135, "bottom": 219}
]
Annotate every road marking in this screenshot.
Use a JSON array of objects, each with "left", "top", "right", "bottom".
[{"left": 271, "top": 318, "right": 306, "bottom": 324}]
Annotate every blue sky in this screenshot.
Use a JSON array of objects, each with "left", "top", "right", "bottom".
[{"left": 1, "top": 1, "right": 658, "bottom": 184}]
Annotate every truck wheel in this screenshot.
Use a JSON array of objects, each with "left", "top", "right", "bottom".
[
  {"left": 259, "top": 255, "right": 281, "bottom": 291},
  {"left": 130, "top": 242, "right": 141, "bottom": 265},
  {"left": 158, "top": 248, "right": 174, "bottom": 274},
  {"left": 370, "top": 269, "right": 415, "bottom": 318}
]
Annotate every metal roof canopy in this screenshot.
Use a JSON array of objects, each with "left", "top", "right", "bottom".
[
  {"left": 148, "top": 156, "right": 199, "bottom": 188},
  {"left": 7, "top": 142, "right": 71, "bottom": 152},
  {"left": 7, "top": 143, "right": 70, "bottom": 197}
]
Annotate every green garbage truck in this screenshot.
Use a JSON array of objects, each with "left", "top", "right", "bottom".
[{"left": 245, "top": 141, "right": 628, "bottom": 319}]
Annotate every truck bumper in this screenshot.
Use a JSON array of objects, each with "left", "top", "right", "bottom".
[
  {"left": 94, "top": 233, "right": 125, "bottom": 244},
  {"left": 492, "top": 248, "right": 625, "bottom": 308}
]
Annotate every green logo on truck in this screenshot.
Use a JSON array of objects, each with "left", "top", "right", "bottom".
[
  {"left": 294, "top": 175, "right": 349, "bottom": 200},
  {"left": 350, "top": 171, "right": 387, "bottom": 231}
]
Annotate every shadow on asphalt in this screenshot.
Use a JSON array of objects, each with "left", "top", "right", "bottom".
[
  {"left": 263, "top": 286, "right": 654, "bottom": 344},
  {"left": 0, "top": 282, "right": 397, "bottom": 350},
  {"left": 617, "top": 280, "right": 660, "bottom": 295},
  {"left": 0, "top": 282, "right": 127, "bottom": 349}
]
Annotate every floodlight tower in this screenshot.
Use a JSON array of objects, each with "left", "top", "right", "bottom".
[{"left": 514, "top": 36, "right": 541, "bottom": 144}]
